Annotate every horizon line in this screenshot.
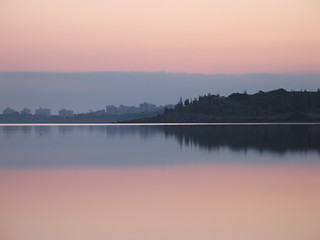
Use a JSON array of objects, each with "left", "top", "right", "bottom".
[
  {"left": 1, "top": 71, "right": 320, "bottom": 76},
  {"left": 1, "top": 122, "right": 320, "bottom": 127}
]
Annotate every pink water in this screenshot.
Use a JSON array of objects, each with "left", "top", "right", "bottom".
[{"left": 1, "top": 164, "right": 319, "bottom": 240}]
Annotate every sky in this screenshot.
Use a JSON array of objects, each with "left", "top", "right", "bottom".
[
  {"left": 1, "top": 0, "right": 320, "bottom": 73},
  {"left": 0, "top": 72, "right": 319, "bottom": 113}
]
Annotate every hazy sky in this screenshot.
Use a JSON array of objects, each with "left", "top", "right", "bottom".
[
  {"left": 1, "top": 0, "right": 320, "bottom": 73},
  {"left": 0, "top": 72, "right": 319, "bottom": 113},
  {"left": 1, "top": 1, "right": 319, "bottom": 113}
]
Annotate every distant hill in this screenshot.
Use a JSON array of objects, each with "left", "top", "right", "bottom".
[
  {"left": 0, "top": 111, "right": 161, "bottom": 123},
  {"left": 131, "top": 89, "right": 320, "bottom": 122}
]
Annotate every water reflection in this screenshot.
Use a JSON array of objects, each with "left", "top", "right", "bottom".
[
  {"left": 58, "top": 126, "right": 74, "bottom": 135},
  {"left": 1, "top": 165, "right": 320, "bottom": 240},
  {"left": 0, "top": 124, "right": 319, "bottom": 167},
  {"left": 161, "top": 125, "right": 320, "bottom": 153},
  {"left": 34, "top": 126, "right": 51, "bottom": 136},
  {"left": 1, "top": 125, "right": 319, "bottom": 240}
]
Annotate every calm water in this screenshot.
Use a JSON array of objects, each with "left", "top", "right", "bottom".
[{"left": 0, "top": 124, "right": 320, "bottom": 240}]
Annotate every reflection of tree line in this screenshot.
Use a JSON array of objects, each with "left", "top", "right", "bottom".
[
  {"left": 1, "top": 125, "right": 320, "bottom": 153},
  {"left": 0, "top": 126, "right": 157, "bottom": 139},
  {"left": 160, "top": 125, "right": 320, "bottom": 153},
  {"left": 1, "top": 126, "right": 51, "bottom": 136}
]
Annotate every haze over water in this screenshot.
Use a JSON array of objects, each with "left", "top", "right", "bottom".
[{"left": 0, "top": 124, "right": 319, "bottom": 240}]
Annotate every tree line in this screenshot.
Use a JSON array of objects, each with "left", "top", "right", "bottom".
[{"left": 145, "top": 89, "right": 320, "bottom": 122}]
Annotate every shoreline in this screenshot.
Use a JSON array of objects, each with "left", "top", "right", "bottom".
[{"left": 1, "top": 122, "right": 320, "bottom": 127}]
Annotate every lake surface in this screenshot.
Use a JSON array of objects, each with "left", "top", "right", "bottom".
[{"left": 0, "top": 124, "right": 320, "bottom": 240}]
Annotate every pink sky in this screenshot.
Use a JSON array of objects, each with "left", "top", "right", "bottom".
[{"left": 0, "top": 0, "right": 320, "bottom": 73}]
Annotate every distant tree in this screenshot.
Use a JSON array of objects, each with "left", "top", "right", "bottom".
[
  {"left": 35, "top": 108, "right": 51, "bottom": 116},
  {"left": 59, "top": 109, "right": 74, "bottom": 117},
  {"left": 2, "top": 107, "right": 19, "bottom": 115},
  {"left": 176, "top": 97, "right": 183, "bottom": 109},
  {"left": 21, "top": 108, "right": 32, "bottom": 115}
]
